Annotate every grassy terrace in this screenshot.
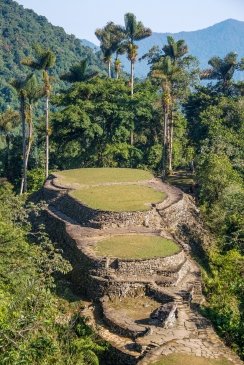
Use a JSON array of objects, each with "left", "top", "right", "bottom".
[
  {"left": 94, "top": 235, "right": 180, "bottom": 259},
  {"left": 151, "top": 354, "right": 234, "bottom": 365},
  {"left": 54, "top": 168, "right": 165, "bottom": 212},
  {"left": 70, "top": 185, "right": 164, "bottom": 211},
  {"left": 55, "top": 167, "right": 154, "bottom": 186}
]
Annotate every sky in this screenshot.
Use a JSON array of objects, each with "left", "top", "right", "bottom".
[{"left": 16, "top": 0, "right": 244, "bottom": 44}]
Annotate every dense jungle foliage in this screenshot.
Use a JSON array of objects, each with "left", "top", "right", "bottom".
[
  {"left": 0, "top": 182, "right": 107, "bottom": 364},
  {"left": 0, "top": 0, "right": 244, "bottom": 362}
]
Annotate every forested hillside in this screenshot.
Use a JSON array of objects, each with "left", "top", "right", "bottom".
[{"left": 0, "top": 0, "right": 105, "bottom": 110}]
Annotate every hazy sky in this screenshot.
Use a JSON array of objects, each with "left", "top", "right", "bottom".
[{"left": 16, "top": 0, "right": 244, "bottom": 44}]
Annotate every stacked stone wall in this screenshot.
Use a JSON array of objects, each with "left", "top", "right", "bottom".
[
  {"left": 43, "top": 209, "right": 187, "bottom": 296},
  {"left": 43, "top": 180, "right": 163, "bottom": 229}
]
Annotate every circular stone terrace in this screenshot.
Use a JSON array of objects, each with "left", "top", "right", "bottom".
[
  {"left": 53, "top": 167, "right": 167, "bottom": 212},
  {"left": 71, "top": 231, "right": 185, "bottom": 287},
  {"left": 93, "top": 234, "right": 180, "bottom": 260}
]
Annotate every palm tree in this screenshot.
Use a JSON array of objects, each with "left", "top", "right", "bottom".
[
  {"left": 60, "top": 59, "right": 98, "bottom": 83},
  {"left": 127, "top": 43, "right": 138, "bottom": 97},
  {"left": 12, "top": 74, "right": 42, "bottom": 193},
  {"left": 123, "top": 13, "right": 152, "bottom": 96},
  {"left": 114, "top": 57, "right": 122, "bottom": 79},
  {"left": 163, "top": 36, "right": 188, "bottom": 64},
  {"left": 121, "top": 13, "right": 152, "bottom": 146},
  {"left": 151, "top": 56, "right": 180, "bottom": 175},
  {"left": 161, "top": 36, "right": 189, "bottom": 173},
  {"left": 0, "top": 109, "right": 19, "bottom": 176},
  {"left": 114, "top": 44, "right": 127, "bottom": 79},
  {"left": 24, "top": 75, "right": 44, "bottom": 185},
  {"left": 22, "top": 45, "right": 56, "bottom": 179},
  {"left": 95, "top": 22, "right": 125, "bottom": 78},
  {"left": 12, "top": 75, "right": 30, "bottom": 194},
  {"left": 200, "top": 52, "right": 239, "bottom": 94}
]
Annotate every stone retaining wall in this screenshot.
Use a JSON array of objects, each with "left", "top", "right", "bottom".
[
  {"left": 41, "top": 206, "right": 188, "bottom": 300},
  {"left": 43, "top": 179, "right": 162, "bottom": 229},
  {"left": 158, "top": 193, "right": 212, "bottom": 257},
  {"left": 91, "top": 250, "right": 185, "bottom": 280},
  {"left": 115, "top": 250, "right": 184, "bottom": 273},
  {"left": 146, "top": 284, "right": 175, "bottom": 303},
  {"left": 40, "top": 208, "right": 100, "bottom": 297}
]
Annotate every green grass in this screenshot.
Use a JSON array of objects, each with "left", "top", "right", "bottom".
[
  {"left": 70, "top": 185, "right": 165, "bottom": 212},
  {"left": 151, "top": 354, "right": 234, "bottom": 365},
  {"left": 94, "top": 235, "right": 180, "bottom": 259},
  {"left": 55, "top": 168, "right": 153, "bottom": 186}
]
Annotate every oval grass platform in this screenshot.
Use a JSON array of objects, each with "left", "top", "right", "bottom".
[
  {"left": 70, "top": 184, "right": 165, "bottom": 212},
  {"left": 150, "top": 354, "right": 234, "bottom": 365},
  {"left": 94, "top": 235, "right": 180, "bottom": 259},
  {"left": 55, "top": 167, "right": 154, "bottom": 186}
]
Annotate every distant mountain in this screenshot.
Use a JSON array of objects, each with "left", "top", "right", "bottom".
[
  {"left": 80, "top": 39, "right": 99, "bottom": 51},
  {"left": 0, "top": 0, "right": 105, "bottom": 110},
  {"left": 89, "top": 19, "right": 244, "bottom": 79}
]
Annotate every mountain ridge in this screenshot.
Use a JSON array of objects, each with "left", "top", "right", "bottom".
[
  {"left": 128, "top": 18, "right": 244, "bottom": 77},
  {"left": 0, "top": 0, "right": 105, "bottom": 109},
  {"left": 84, "top": 18, "right": 244, "bottom": 78}
]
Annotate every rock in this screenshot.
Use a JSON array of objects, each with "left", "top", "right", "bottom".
[{"left": 150, "top": 302, "right": 178, "bottom": 328}]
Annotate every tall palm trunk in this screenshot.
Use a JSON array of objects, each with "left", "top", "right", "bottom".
[
  {"left": 108, "top": 60, "right": 111, "bottom": 78},
  {"left": 25, "top": 104, "right": 33, "bottom": 178},
  {"left": 115, "top": 67, "right": 119, "bottom": 80},
  {"left": 130, "top": 60, "right": 135, "bottom": 146},
  {"left": 43, "top": 70, "right": 52, "bottom": 179},
  {"left": 130, "top": 60, "right": 134, "bottom": 96},
  {"left": 162, "top": 105, "right": 169, "bottom": 178},
  {"left": 20, "top": 95, "right": 27, "bottom": 195},
  {"left": 45, "top": 93, "right": 49, "bottom": 179},
  {"left": 168, "top": 109, "right": 173, "bottom": 173},
  {"left": 5, "top": 135, "right": 10, "bottom": 177}
]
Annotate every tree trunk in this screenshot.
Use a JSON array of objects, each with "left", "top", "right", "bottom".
[
  {"left": 168, "top": 109, "right": 173, "bottom": 173},
  {"left": 130, "top": 130, "right": 134, "bottom": 146},
  {"left": 108, "top": 61, "right": 111, "bottom": 78},
  {"left": 130, "top": 61, "right": 134, "bottom": 146},
  {"left": 130, "top": 61, "right": 134, "bottom": 96},
  {"left": 20, "top": 96, "right": 27, "bottom": 195},
  {"left": 5, "top": 135, "right": 10, "bottom": 178},
  {"left": 25, "top": 104, "right": 33, "bottom": 179},
  {"left": 45, "top": 94, "right": 49, "bottom": 179},
  {"left": 162, "top": 105, "right": 168, "bottom": 178}
]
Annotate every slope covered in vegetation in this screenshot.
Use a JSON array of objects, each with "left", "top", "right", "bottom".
[
  {"left": 0, "top": 0, "right": 104, "bottom": 109},
  {"left": 0, "top": 182, "right": 107, "bottom": 364}
]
